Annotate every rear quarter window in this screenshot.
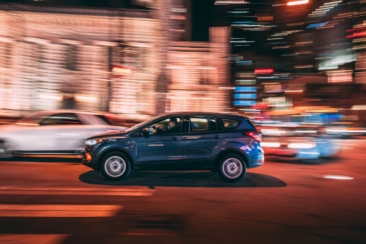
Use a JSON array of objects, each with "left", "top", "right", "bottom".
[
  {"left": 221, "top": 118, "right": 256, "bottom": 130},
  {"left": 221, "top": 119, "right": 240, "bottom": 130}
]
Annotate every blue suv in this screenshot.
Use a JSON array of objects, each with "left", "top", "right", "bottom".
[{"left": 82, "top": 112, "right": 264, "bottom": 182}]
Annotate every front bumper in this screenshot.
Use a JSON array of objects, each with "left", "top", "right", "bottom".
[{"left": 81, "top": 147, "right": 98, "bottom": 170}]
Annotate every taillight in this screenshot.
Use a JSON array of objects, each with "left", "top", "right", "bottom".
[{"left": 244, "top": 132, "right": 262, "bottom": 142}]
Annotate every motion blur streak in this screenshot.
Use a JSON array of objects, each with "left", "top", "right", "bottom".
[
  {"left": 323, "top": 175, "right": 354, "bottom": 180},
  {"left": 0, "top": 235, "right": 69, "bottom": 244},
  {"left": 0, "top": 204, "right": 123, "bottom": 217},
  {"left": 287, "top": 0, "right": 309, "bottom": 6}
]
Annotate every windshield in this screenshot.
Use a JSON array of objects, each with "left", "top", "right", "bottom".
[{"left": 124, "top": 115, "right": 163, "bottom": 133}]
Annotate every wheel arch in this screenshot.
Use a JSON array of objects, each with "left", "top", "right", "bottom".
[
  {"left": 96, "top": 147, "right": 134, "bottom": 172},
  {"left": 214, "top": 149, "right": 249, "bottom": 169}
]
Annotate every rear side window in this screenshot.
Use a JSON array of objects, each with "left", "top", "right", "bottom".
[
  {"left": 221, "top": 119, "right": 240, "bottom": 130},
  {"left": 190, "top": 117, "right": 219, "bottom": 132}
]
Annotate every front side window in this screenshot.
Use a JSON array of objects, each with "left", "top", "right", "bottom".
[
  {"left": 39, "top": 113, "right": 82, "bottom": 126},
  {"left": 190, "top": 117, "right": 218, "bottom": 133},
  {"left": 147, "top": 117, "right": 183, "bottom": 135}
]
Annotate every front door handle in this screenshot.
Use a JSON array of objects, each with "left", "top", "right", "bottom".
[
  {"left": 171, "top": 137, "right": 179, "bottom": 141},
  {"left": 212, "top": 135, "right": 219, "bottom": 140}
]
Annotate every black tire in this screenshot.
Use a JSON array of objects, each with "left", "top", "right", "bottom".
[
  {"left": 100, "top": 152, "right": 131, "bottom": 181},
  {"left": 217, "top": 153, "right": 247, "bottom": 182},
  {"left": 0, "top": 140, "right": 12, "bottom": 159}
]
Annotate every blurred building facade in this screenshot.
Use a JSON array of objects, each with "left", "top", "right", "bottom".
[
  {"left": 217, "top": 0, "right": 366, "bottom": 111},
  {"left": 0, "top": 1, "right": 231, "bottom": 117}
]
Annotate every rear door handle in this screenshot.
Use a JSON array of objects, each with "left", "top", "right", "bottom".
[
  {"left": 212, "top": 135, "right": 219, "bottom": 140},
  {"left": 171, "top": 137, "right": 179, "bottom": 141}
]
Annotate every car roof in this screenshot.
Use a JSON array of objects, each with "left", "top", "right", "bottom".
[
  {"left": 26, "top": 110, "right": 109, "bottom": 116},
  {"left": 160, "top": 112, "right": 250, "bottom": 119}
]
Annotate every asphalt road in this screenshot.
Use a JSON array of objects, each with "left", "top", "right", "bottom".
[{"left": 0, "top": 139, "right": 365, "bottom": 244}]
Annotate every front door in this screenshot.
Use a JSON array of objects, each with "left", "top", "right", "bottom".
[{"left": 136, "top": 116, "right": 185, "bottom": 170}]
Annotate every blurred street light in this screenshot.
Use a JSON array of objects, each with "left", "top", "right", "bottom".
[{"left": 287, "top": 0, "right": 309, "bottom": 6}]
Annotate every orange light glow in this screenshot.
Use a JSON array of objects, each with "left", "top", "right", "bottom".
[
  {"left": 347, "top": 31, "right": 366, "bottom": 39},
  {"left": 287, "top": 0, "right": 309, "bottom": 6},
  {"left": 112, "top": 65, "right": 133, "bottom": 77},
  {"left": 85, "top": 153, "right": 92, "bottom": 162},
  {"left": 254, "top": 68, "right": 274, "bottom": 74}
]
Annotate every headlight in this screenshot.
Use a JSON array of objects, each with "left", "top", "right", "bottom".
[
  {"left": 288, "top": 142, "right": 316, "bottom": 149},
  {"left": 261, "top": 142, "right": 280, "bottom": 148},
  {"left": 85, "top": 139, "right": 104, "bottom": 146}
]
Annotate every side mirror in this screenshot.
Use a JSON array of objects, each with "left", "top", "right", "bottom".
[{"left": 142, "top": 128, "right": 150, "bottom": 137}]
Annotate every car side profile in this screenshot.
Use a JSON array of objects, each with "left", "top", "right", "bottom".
[
  {"left": 0, "top": 110, "right": 126, "bottom": 158},
  {"left": 82, "top": 112, "right": 264, "bottom": 182}
]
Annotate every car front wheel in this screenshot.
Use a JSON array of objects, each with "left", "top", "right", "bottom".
[
  {"left": 101, "top": 152, "right": 131, "bottom": 181},
  {"left": 217, "top": 153, "right": 247, "bottom": 182}
]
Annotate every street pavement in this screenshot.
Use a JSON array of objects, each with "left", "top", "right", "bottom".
[{"left": 0, "top": 139, "right": 365, "bottom": 244}]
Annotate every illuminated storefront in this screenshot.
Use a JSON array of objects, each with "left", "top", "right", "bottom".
[{"left": 0, "top": 3, "right": 231, "bottom": 116}]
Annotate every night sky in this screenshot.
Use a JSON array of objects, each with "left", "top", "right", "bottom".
[
  {"left": 191, "top": 0, "right": 215, "bottom": 41},
  {"left": 0, "top": 0, "right": 216, "bottom": 42}
]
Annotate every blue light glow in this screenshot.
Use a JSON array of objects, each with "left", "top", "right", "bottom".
[
  {"left": 234, "top": 93, "right": 257, "bottom": 99},
  {"left": 234, "top": 100, "right": 256, "bottom": 106},
  {"left": 306, "top": 22, "right": 328, "bottom": 29},
  {"left": 235, "top": 86, "right": 256, "bottom": 92}
]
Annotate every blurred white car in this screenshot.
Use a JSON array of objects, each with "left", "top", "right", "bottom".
[
  {"left": 260, "top": 125, "right": 340, "bottom": 161},
  {"left": 0, "top": 110, "right": 127, "bottom": 158}
]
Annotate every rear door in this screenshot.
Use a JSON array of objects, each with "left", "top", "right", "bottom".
[
  {"left": 181, "top": 116, "right": 222, "bottom": 170},
  {"left": 41, "top": 113, "right": 84, "bottom": 152}
]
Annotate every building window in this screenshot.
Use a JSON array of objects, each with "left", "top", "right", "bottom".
[
  {"left": 64, "top": 44, "right": 78, "bottom": 71},
  {"left": 0, "top": 42, "right": 12, "bottom": 68},
  {"left": 123, "top": 46, "right": 139, "bottom": 67}
]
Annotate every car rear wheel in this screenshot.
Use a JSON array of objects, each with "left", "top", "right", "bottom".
[
  {"left": 217, "top": 153, "right": 246, "bottom": 182},
  {"left": 101, "top": 152, "right": 131, "bottom": 181},
  {"left": 0, "top": 141, "right": 12, "bottom": 159}
]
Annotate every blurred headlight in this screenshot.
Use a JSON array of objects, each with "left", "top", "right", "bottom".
[
  {"left": 85, "top": 139, "right": 104, "bottom": 146},
  {"left": 288, "top": 142, "right": 316, "bottom": 149},
  {"left": 261, "top": 142, "right": 281, "bottom": 148}
]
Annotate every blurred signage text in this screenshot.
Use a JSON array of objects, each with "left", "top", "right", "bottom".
[{"left": 112, "top": 65, "right": 133, "bottom": 77}]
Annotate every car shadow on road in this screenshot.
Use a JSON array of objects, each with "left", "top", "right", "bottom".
[
  {"left": 267, "top": 156, "right": 343, "bottom": 165},
  {"left": 79, "top": 170, "right": 287, "bottom": 188}
]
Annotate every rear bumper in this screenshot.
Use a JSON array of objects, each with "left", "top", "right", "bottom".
[{"left": 248, "top": 153, "right": 264, "bottom": 168}]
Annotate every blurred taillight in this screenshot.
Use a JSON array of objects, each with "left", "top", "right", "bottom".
[{"left": 244, "top": 131, "right": 262, "bottom": 142}]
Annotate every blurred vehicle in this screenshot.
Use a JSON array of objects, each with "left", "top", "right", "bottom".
[
  {"left": 82, "top": 112, "right": 264, "bottom": 182},
  {"left": 325, "top": 123, "right": 366, "bottom": 138},
  {"left": 260, "top": 125, "right": 339, "bottom": 161},
  {"left": 0, "top": 110, "right": 127, "bottom": 158}
]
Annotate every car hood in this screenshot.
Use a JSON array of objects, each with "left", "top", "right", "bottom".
[{"left": 88, "top": 130, "right": 128, "bottom": 139}]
